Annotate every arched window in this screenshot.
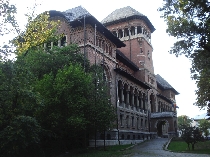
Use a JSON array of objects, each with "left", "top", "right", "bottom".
[
  {"left": 118, "top": 29, "right": 123, "bottom": 38},
  {"left": 137, "top": 26, "right": 142, "bottom": 34},
  {"left": 61, "top": 35, "right": 67, "bottom": 47},
  {"left": 130, "top": 26, "right": 135, "bottom": 35},
  {"left": 124, "top": 28, "right": 129, "bottom": 37}
]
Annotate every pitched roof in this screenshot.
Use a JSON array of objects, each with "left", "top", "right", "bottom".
[
  {"left": 101, "top": 6, "right": 155, "bottom": 33},
  {"left": 116, "top": 49, "right": 139, "bottom": 71},
  {"left": 49, "top": 6, "right": 125, "bottom": 48},
  {"left": 156, "top": 74, "right": 179, "bottom": 95}
]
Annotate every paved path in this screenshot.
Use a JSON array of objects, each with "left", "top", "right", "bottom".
[{"left": 130, "top": 138, "right": 210, "bottom": 157}]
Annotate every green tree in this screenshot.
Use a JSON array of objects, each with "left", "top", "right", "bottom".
[
  {"left": 198, "top": 119, "right": 210, "bottom": 138},
  {"left": 158, "top": 0, "right": 210, "bottom": 109},
  {"left": 12, "top": 11, "right": 60, "bottom": 55},
  {"left": 181, "top": 125, "right": 203, "bottom": 150},
  {"left": 0, "top": 116, "right": 42, "bottom": 157},
  {"left": 178, "top": 115, "right": 192, "bottom": 129}
]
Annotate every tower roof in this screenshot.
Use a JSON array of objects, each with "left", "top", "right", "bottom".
[
  {"left": 156, "top": 74, "right": 179, "bottom": 95},
  {"left": 63, "top": 6, "right": 92, "bottom": 22},
  {"left": 101, "top": 6, "right": 155, "bottom": 33}
]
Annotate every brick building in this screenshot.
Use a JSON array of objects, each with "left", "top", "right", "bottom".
[{"left": 49, "top": 6, "right": 179, "bottom": 146}]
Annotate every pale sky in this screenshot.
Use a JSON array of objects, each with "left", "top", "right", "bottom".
[{"left": 8, "top": 0, "right": 207, "bottom": 118}]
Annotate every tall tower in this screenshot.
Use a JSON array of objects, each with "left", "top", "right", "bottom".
[{"left": 102, "top": 6, "right": 156, "bottom": 85}]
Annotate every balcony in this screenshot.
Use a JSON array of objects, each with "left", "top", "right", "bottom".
[{"left": 150, "top": 112, "right": 177, "bottom": 118}]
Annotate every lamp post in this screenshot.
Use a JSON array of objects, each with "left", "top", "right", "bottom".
[{"left": 83, "top": 15, "right": 86, "bottom": 71}]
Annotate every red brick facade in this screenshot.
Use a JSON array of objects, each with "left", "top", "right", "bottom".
[{"left": 49, "top": 6, "right": 178, "bottom": 145}]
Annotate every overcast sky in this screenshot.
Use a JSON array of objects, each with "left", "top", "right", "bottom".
[{"left": 9, "top": 0, "right": 207, "bottom": 118}]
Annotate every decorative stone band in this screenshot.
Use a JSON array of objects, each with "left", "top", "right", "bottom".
[{"left": 150, "top": 112, "right": 177, "bottom": 118}]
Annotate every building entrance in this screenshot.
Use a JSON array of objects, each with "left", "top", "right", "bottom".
[{"left": 157, "top": 120, "right": 168, "bottom": 137}]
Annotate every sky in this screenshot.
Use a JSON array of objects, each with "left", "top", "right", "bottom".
[{"left": 8, "top": 0, "right": 207, "bottom": 118}]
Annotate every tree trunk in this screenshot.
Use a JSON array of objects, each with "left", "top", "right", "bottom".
[{"left": 192, "top": 143, "right": 194, "bottom": 150}]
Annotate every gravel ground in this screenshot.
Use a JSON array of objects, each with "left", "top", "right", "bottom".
[{"left": 130, "top": 138, "right": 210, "bottom": 157}]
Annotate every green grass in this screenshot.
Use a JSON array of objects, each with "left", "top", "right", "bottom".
[
  {"left": 58, "top": 144, "right": 133, "bottom": 157},
  {"left": 168, "top": 139, "right": 210, "bottom": 154}
]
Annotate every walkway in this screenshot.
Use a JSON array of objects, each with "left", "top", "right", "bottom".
[{"left": 130, "top": 138, "right": 210, "bottom": 157}]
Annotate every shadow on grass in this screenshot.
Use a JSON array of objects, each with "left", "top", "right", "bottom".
[{"left": 57, "top": 144, "right": 134, "bottom": 157}]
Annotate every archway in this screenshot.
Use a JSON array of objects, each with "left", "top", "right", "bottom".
[{"left": 156, "top": 120, "right": 169, "bottom": 137}]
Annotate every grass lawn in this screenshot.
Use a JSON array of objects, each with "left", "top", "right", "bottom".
[
  {"left": 168, "top": 139, "right": 210, "bottom": 154},
  {"left": 58, "top": 144, "right": 133, "bottom": 157}
]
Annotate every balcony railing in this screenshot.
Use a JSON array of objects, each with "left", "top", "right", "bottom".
[{"left": 150, "top": 112, "right": 177, "bottom": 118}]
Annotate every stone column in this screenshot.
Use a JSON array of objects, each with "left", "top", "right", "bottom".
[
  {"left": 51, "top": 42, "right": 53, "bottom": 49},
  {"left": 116, "top": 31, "right": 119, "bottom": 38},
  {"left": 121, "top": 88, "right": 125, "bottom": 108},
  {"left": 126, "top": 91, "right": 130, "bottom": 108},
  {"left": 44, "top": 43, "right": 47, "bottom": 49},
  {"left": 135, "top": 26, "right": 137, "bottom": 35},
  {"left": 131, "top": 94, "right": 134, "bottom": 110},
  {"left": 141, "top": 27, "right": 144, "bottom": 34},
  {"left": 58, "top": 39, "right": 61, "bottom": 47},
  {"left": 122, "top": 29, "right": 125, "bottom": 38},
  {"left": 141, "top": 96, "right": 143, "bottom": 112},
  {"left": 143, "top": 116, "right": 145, "bottom": 129},
  {"left": 137, "top": 96, "right": 139, "bottom": 112}
]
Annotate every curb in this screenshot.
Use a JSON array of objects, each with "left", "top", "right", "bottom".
[{"left": 164, "top": 137, "right": 173, "bottom": 151}]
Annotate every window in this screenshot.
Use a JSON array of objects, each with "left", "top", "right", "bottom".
[
  {"left": 132, "top": 116, "right": 134, "bottom": 128},
  {"left": 100, "top": 134, "right": 104, "bottom": 140},
  {"left": 107, "top": 134, "right": 111, "bottom": 140},
  {"left": 120, "top": 114, "right": 123, "bottom": 127},
  {"left": 147, "top": 51, "right": 151, "bottom": 60},
  {"left": 145, "top": 120, "right": 147, "bottom": 128},
  {"left": 137, "top": 26, "right": 142, "bottom": 34},
  {"left": 140, "top": 47, "right": 143, "bottom": 53},
  {"left": 131, "top": 26, "right": 135, "bottom": 35},
  {"left": 124, "top": 28, "right": 129, "bottom": 37},
  {"left": 141, "top": 119, "right": 143, "bottom": 127},
  {"left": 106, "top": 44, "right": 108, "bottom": 53},
  {"left": 109, "top": 46, "right": 112, "bottom": 56},
  {"left": 121, "top": 134, "right": 124, "bottom": 140},
  {"left": 137, "top": 117, "right": 139, "bottom": 129},
  {"left": 118, "top": 29, "right": 123, "bottom": 38},
  {"left": 126, "top": 116, "right": 129, "bottom": 128},
  {"left": 61, "top": 35, "right": 67, "bottom": 47},
  {"left": 112, "top": 31, "right": 117, "bottom": 37}
]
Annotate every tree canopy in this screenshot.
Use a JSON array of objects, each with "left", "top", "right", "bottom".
[
  {"left": 159, "top": 0, "right": 210, "bottom": 109},
  {"left": 178, "top": 115, "right": 192, "bottom": 129},
  {"left": 0, "top": 44, "right": 116, "bottom": 157}
]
